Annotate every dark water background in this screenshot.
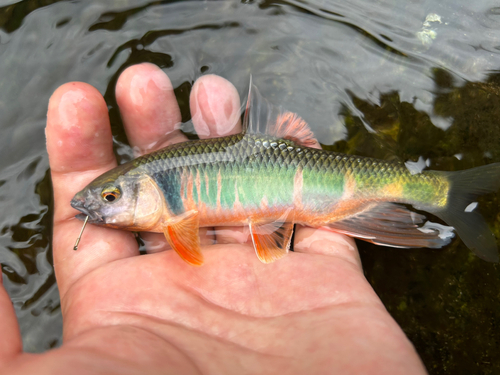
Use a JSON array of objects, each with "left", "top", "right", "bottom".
[{"left": 0, "top": 0, "right": 499, "bottom": 373}]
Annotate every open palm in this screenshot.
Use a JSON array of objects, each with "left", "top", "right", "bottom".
[{"left": 0, "top": 64, "right": 426, "bottom": 375}]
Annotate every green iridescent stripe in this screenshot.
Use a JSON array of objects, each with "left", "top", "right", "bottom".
[
  {"left": 188, "top": 162, "right": 298, "bottom": 210},
  {"left": 134, "top": 134, "right": 450, "bottom": 215},
  {"left": 302, "top": 168, "right": 345, "bottom": 207}
]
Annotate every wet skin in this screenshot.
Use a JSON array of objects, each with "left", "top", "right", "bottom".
[{"left": 0, "top": 63, "right": 427, "bottom": 374}]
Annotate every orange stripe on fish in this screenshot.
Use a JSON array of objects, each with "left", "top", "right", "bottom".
[
  {"left": 216, "top": 170, "right": 222, "bottom": 212},
  {"left": 260, "top": 196, "right": 269, "bottom": 211},
  {"left": 195, "top": 170, "right": 202, "bottom": 205},
  {"left": 205, "top": 170, "right": 210, "bottom": 197},
  {"left": 342, "top": 171, "right": 356, "bottom": 200},
  {"left": 186, "top": 171, "right": 195, "bottom": 210},
  {"left": 233, "top": 180, "right": 244, "bottom": 213},
  {"left": 293, "top": 167, "right": 303, "bottom": 210},
  {"left": 179, "top": 169, "right": 186, "bottom": 201}
]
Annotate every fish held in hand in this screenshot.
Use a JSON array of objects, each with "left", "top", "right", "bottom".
[{"left": 71, "top": 84, "right": 500, "bottom": 265}]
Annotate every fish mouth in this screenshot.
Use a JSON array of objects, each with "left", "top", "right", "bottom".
[
  {"left": 75, "top": 212, "right": 104, "bottom": 225},
  {"left": 71, "top": 197, "right": 104, "bottom": 224}
]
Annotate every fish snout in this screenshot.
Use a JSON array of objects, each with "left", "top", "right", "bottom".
[
  {"left": 70, "top": 192, "right": 103, "bottom": 223},
  {"left": 70, "top": 191, "right": 85, "bottom": 208}
]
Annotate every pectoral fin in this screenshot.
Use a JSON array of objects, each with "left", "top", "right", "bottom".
[
  {"left": 163, "top": 211, "right": 204, "bottom": 266},
  {"left": 249, "top": 220, "right": 294, "bottom": 263}
]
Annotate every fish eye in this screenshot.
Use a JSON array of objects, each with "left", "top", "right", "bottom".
[{"left": 101, "top": 186, "right": 121, "bottom": 203}]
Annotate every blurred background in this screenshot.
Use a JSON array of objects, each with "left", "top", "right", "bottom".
[{"left": 0, "top": 0, "right": 499, "bottom": 373}]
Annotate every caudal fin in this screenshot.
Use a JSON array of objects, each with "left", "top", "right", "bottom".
[{"left": 431, "top": 163, "right": 500, "bottom": 262}]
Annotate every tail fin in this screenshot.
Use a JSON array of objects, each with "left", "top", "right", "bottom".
[{"left": 430, "top": 163, "right": 500, "bottom": 262}]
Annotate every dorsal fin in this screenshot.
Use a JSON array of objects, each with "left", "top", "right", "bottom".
[
  {"left": 242, "top": 75, "right": 253, "bottom": 134},
  {"left": 270, "top": 112, "right": 319, "bottom": 148},
  {"left": 242, "top": 76, "right": 318, "bottom": 147}
]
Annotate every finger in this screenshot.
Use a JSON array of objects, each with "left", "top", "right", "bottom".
[
  {"left": 0, "top": 273, "right": 21, "bottom": 364},
  {"left": 140, "top": 227, "right": 215, "bottom": 254},
  {"left": 213, "top": 225, "right": 362, "bottom": 272},
  {"left": 189, "top": 75, "right": 242, "bottom": 244},
  {"left": 294, "top": 226, "right": 362, "bottom": 270},
  {"left": 116, "top": 63, "right": 187, "bottom": 155},
  {"left": 190, "top": 74, "right": 242, "bottom": 138},
  {"left": 47, "top": 82, "right": 139, "bottom": 297},
  {"left": 116, "top": 65, "right": 217, "bottom": 251},
  {"left": 212, "top": 226, "right": 251, "bottom": 245}
]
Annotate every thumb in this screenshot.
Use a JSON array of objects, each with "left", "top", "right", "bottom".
[{"left": 0, "top": 272, "right": 22, "bottom": 365}]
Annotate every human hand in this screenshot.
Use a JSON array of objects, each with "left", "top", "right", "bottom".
[{"left": 0, "top": 63, "right": 427, "bottom": 374}]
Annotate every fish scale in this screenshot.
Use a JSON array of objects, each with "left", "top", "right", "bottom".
[{"left": 129, "top": 134, "right": 446, "bottom": 218}]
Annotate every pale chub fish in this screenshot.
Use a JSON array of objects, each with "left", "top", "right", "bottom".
[{"left": 71, "top": 83, "right": 500, "bottom": 265}]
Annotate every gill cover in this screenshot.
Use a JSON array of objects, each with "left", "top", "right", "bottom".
[{"left": 131, "top": 175, "right": 164, "bottom": 230}]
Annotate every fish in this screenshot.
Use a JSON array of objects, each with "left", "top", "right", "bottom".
[{"left": 71, "top": 85, "right": 500, "bottom": 266}]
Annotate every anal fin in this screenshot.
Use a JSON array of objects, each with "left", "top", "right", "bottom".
[
  {"left": 249, "top": 219, "right": 294, "bottom": 264},
  {"left": 328, "top": 203, "right": 455, "bottom": 249},
  {"left": 163, "top": 211, "right": 204, "bottom": 266}
]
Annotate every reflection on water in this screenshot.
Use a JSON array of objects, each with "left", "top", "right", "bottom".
[{"left": 0, "top": 0, "right": 499, "bottom": 372}]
